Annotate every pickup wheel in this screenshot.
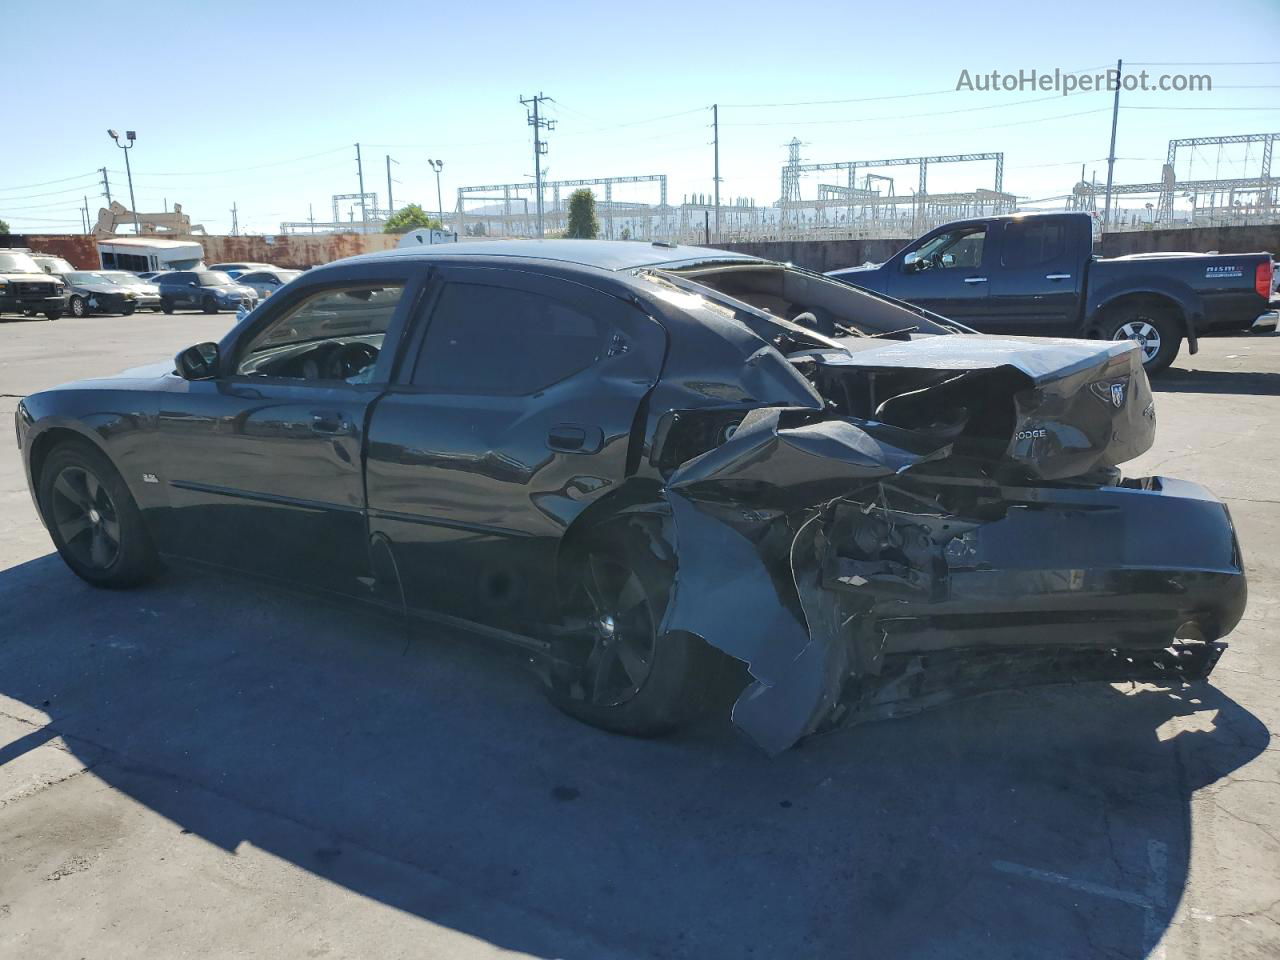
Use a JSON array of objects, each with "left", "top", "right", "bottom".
[
  {"left": 546, "top": 525, "right": 716, "bottom": 739},
  {"left": 44, "top": 311, "right": 62, "bottom": 321},
  {"left": 38, "top": 441, "right": 160, "bottom": 589},
  {"left": 1102, "top": 306, "right": 1181, "bottom": 374}
]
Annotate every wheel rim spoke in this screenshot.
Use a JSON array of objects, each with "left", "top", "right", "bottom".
[
  {"left": 57, "top": 513, "right": 93, "bottom": 543},
  {"left": 89, "top": 527, "right": 113, "bottom": 567},
  {"left": 614, "top": 635, "right": 650, "bottom": 687},
  {"left": 587, "top": 642, "right": 621, "bottom": 700},
  {"left": 53, "top": 470, "right": 90, "bottom": 512}
]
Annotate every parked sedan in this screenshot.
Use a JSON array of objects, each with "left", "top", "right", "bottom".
[
  {"left": 156, "top": 270, "right": 258, "bottom": 314},
  {"left": 15, "top": 241, "right": 1246, "bottom": 753},
  {"left": 62, "top": 271, "right": 160, "bottom": 317},
  {"left": 235, "top": 268, "right": 302, "bottom": 299}
]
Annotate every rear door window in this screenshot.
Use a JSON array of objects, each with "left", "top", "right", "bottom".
[
  {"left": 411, "top": 282, "right": 604, "bottom": 395},
  {"left": 1002, "top": 220, "right": 1067, "bottom": 268}
]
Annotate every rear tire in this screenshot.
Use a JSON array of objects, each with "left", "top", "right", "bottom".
[
  {"left": 122, "top": 303, "right": 137, "bottom": 316},
  {"left": 1101, "top": 304, "right": 1181, "bottom": 374},
  {"left": 546, "top": 521, "right": 716, "bottom": 738},
  {"left": 44, "top": 311, "right": 62, "bottom": 321},
  {"left": 38, "top": 441, "right": 159, "bottom": 589}
]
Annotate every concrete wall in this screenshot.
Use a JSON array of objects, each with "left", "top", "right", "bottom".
[
  {"left": 1098, "top": 225, "right": 1280, "bottom": 257},
  {"left": 6, "top": 222, "right": 1279, "bottom": 277}
]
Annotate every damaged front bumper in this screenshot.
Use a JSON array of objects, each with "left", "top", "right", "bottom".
[{"left": 660, "top": 410, "right": 1246, "bottom": 754}]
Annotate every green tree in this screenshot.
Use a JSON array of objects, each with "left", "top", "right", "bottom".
[
  {"left": 0, "top": 219, "right": 10, "bottom": 235},
  {"left": 565, "top": 188, "right": 598, "bottom": 239},
  {"left": 383, "top": 204, "right": 442, "bottom": 234}
]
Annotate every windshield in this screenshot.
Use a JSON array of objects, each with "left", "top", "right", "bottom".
[
  {"left": 100, "top": 271, "right": 144, "bottom": 284},
  {"left": 34, "top": 256, "right": 76, "bottom": 274},
  {"left": 67, "top": 272, "right": 120, "bottom": 284},
  {"left": 198, "top": 271, "right": 235, "bottom": 287},
  {"left": 0, "top": 252, "right": 42, "bottom": 274}
]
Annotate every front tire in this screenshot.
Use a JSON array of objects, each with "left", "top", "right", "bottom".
[
  {"left": 69, "top": 295, "right": 88, "bottom": 318},
  {"left": 122, "top": 303, "right": 137, "bottom": 316},
  {"left": 1102, "top": 305, "right": 1181, "bottom": 373},
  {"left": 44, "top": 311, "right": 62, "bottom": 321},
  {"left": 161, "top": 298, "right": 175, "bottom": 314},
  {"left": 39, "top": 441, "right": 159, "bottom": 589},
  {"left": 201, "top": 298, "right": 219, "bottom": 314},
  {"left": 546, "top": 522, "right": 714, "bottom": 738}
]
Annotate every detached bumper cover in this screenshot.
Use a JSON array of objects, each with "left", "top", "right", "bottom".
[{"left": 661, "top": 411, "right": 1246, "bottom": 754}]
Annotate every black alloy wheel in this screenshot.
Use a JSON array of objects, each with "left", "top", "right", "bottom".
[
  {"left": 47, "top": 464, "right": 122, "bottom": 572},
  {"left": 39, "top": 442, "right": 160, "bottom": 588}
]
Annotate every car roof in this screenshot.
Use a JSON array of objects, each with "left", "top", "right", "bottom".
[{"left": 340, "top": 239, "right": 765, "bottom": 273}]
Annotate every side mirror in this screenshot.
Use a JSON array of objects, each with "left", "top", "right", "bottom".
[
  {"left": 940, "top": 253, "right": 956, "bottom": 268},
  {"left": 176, "top": 342, "right": 220, "bottom": 380},
  {"left": 903, "top": 251, "right": 922, "bottom": 272}
]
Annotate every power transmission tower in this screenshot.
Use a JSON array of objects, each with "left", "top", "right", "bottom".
[
  {"left": 100, "top": 167, "right": 112, "bottom": 204},
  {"left": 520, "top": 93, "right": 555, "bottom": 237},
  {"left": 355, "top": 143, "right": 367, "bottom": 227},
  {"left": 712, "top": 104, "right": 721, "bottom": 242}
]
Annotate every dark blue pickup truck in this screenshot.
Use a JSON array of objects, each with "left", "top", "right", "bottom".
[{"left": 828, "top": 212, "right": 1275, "bottom": 372}]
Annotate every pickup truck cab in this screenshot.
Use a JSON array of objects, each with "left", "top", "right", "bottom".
[{"left": 828, "top": 212, "right": 1274, "bottom": 372}]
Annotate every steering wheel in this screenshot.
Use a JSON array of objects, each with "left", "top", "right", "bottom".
[{"left": 325, "top": 342, "right": 379, "bottom": 380}]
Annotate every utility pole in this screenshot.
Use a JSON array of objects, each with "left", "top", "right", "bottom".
[
  {"left": 1102, "top": 58, "right": 1122, "bottom": 232},
  {"left": 81, "top": 197, "right": 90, "bottom": 234},
  {"left": 309, "top": 203, "right": 315, "bottom": 234},
  {"left": 385, "top": 154, "right": 397, "bottom": 218},
  {"left": 230, "top": 202, "right": 239, "bottom": 236},
  {"left": 712, "top": 104, "right": 721, "bottom": 242},
  {"left": 355, "top": 142, "right": 367, "bottom": 229},
  {"left": 100, "top": 167, "right": 112, "bottom": 205},
  {"left": 520, "top": 93, "right": 555, "bottom": 237}
]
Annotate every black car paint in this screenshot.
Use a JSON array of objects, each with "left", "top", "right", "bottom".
[
  {"left": 828, "top": 212, "right": 1272, "bottom": 346},
  {"left": 17, "top": 241, "right": 1247, "bottom": 752}
]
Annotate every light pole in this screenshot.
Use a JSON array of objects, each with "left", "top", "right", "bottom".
[
  {"left": 107, "top": 129, "right": 142, "bottom": 236},
  {"left": 427, "top": 158, "right": 444, "bottom": 230}
]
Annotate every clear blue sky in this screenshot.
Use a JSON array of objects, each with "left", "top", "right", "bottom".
[{"left": 3, "top": 0, "right": 1277, "bottom": 233}]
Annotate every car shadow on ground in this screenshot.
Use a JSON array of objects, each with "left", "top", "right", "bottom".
[
  {"left": 1154, "top": 366, "right": 1280, "bottom": 396},
  {"left": 0, "top": 554, "right": 1269, "bottom": 959}
]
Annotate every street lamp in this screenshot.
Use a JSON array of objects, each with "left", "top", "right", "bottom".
[
  {"left": 427, "top": 158, "right": 444, "bottom": 230},
  {"left": 107, "top": 129, "right": 142, "bottom": 237}
]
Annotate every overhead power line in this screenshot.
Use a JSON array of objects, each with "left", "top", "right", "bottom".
[
  {"left": 722, "top": 92, "right": 1105, "bottom": 128},
  {"left": 0, "top": 170, "right": 102, "bottom": 193}
]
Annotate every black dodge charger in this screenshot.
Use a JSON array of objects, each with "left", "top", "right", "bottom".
[{"left": 16, "top": 241, "right": 1246, "bottom": 752}]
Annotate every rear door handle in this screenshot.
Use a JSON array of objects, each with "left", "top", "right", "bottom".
[
  {"left": 1045, "top": 273, "right": 1072, "bottom": 280},
  {"left": 311, "top": 412, "right": 353, "bottom": 435},
  {"left": 547, "top": 424, "right": 603, "bottom": 454},
  {"left": 964, "top": 276, "right": 988, "bottom": 284}
]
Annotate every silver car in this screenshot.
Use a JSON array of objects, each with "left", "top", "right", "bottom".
[{"left": 235, "top": 269, "right": 302, "bottom": 300}]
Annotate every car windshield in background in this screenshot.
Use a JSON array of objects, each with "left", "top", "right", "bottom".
[
  {"left": 66, "top": 272, "right": 115, "bottom": 284},
  {"left": 0, "top": 253, "right": 42, "bottom": 273},
  {"left": 36, "top": 257, "right": 76, "bottom": 274},
  {"left": 198, "top": 272, "right": 235, "bottom": 286},
  {"left": 101, "top": 271, "right": 143, "bottom": 284}
]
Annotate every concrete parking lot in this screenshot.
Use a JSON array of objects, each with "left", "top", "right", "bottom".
[{"left": 1, "top": 312, "right": 1277, "bottom": 959}]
